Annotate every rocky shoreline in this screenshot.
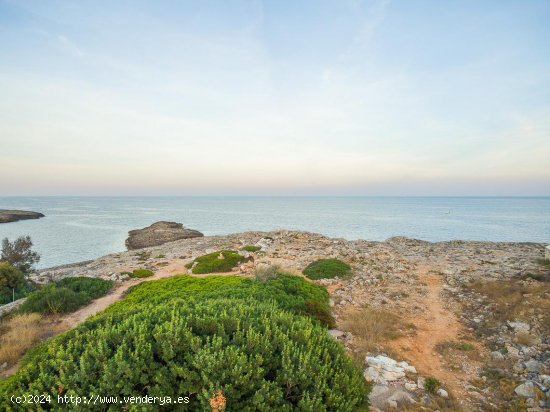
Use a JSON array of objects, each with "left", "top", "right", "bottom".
[
  {"left": 0, "top": 209, "right": 44, "bottom": 224},
  {"left": 27, "top": 230, "right": 550, "bottom": 411}
]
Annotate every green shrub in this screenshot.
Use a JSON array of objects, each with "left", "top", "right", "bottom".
[
  {"left": 19, "top": 285, "right": 89, "bottom": 314},
  {"left": 56, "top": 276, "right": 113, "bottom": 299},
  {"left": 187, "top": 250, "right": 245, "bottom": 274},
  {"left": 129, "top": 268, "right": 154, "bottom": 278},
  {"left": 0, "top": 262, "right": 28, "bottom": 303},
  {"left": 112, "top": 273, "right": 335, "bottom": 327},
  {"left": 3, "top": 299, "right": 368, "bottom": 411},
  {"left": 303, "top": 258, "right": 352, "bottom": 280},
  {"left": 424, "top": 376, "right": 441, "bottom": 394},
  {"left": 0, "top": 282, "right": 35, "bottom": 305},
  {"left": 19, "top": 277, "right": 113, "bottom": 314},
  {"left": 241, "top": 245, "right": 261, "bottom": 252}
]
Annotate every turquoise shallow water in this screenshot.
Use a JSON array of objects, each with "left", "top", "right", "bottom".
[{"left": 0, "top": 196, "right": 548, "bottom": 269}]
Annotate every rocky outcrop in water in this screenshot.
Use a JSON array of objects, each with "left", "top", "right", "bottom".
[
  {"left": 0, "top": 210, "right": 44, "bottom": 224},
  {"left": 125, "top": 221, "right": 203, "bottom": 250}
]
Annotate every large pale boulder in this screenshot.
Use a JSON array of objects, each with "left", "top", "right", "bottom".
[{"left": 125, "top": 221, "right": 203, "bottom": 250}]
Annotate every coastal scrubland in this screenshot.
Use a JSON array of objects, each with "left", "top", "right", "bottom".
[
  {"left": 0, "top": 273, "right": 369, "bottom": 411},
  {"left": 1, "top": 230, "right": 549, "bottom": 411}
]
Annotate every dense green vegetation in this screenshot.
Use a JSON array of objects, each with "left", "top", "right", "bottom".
[
  {"left": 0, "top": 262, "right": 32, "bottom": 304},
  {"left": 56, "top": 276, "right": 114, "bottom": 298},
  {"left": 241, "top": 245, "right": 261, "bottom": 252},
  {"left": 0, "top": 236, "right": 41, "bottom": 304},
  {"left": 303, "top": 258, "right": 352, "bottom": 280},
  {"left": 19, "top": 277, "right": 113, "bottom": 314},
  {"left": 1, "top": 273, "right": 368, "bottom": 410},
  {"left": 185, "top": 250, "right": 246, "bottom": 274},
  {"left": 115, "top": 274, "right": 334, "bottom": 327},
  {"left": 128, "top": 268, "right": 154, "bottom": 278}
]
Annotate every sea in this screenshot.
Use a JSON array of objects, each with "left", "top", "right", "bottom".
[{"left": 0, "top": 196, "right": 548, "bottom": 269}]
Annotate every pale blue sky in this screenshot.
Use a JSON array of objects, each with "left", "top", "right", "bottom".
[{"left": 0, "top": 0, "right": 549, "bottom": 195}]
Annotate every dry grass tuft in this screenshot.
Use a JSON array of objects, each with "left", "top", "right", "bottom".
[
  {"left": 467, "top": 279, "right": 550, "bottom": 334},
  {"left": 340, "top": 306, "right": 414, "bottom": 354},
  {"left": 0, "top": 313, "right": 65, "bottom": 370},
  {"left": 515, "top": 332, "right": 539, "bottom": 346}
]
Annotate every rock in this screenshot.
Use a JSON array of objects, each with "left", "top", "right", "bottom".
[
  {"left": 515, "top": 381, "right": 536, "bottom": 398},
  {"left": 491, "top": 351, "right": 505, "bottom": 361},
  {"left": 524, "top": 359, "right": 542, "bottom": 373},
  {"left": 437, "top": 388, "right": 448, "bottom": 398},
  {"left": 417, "top": 377, "right": 426, "bottom": 389},
  {"left": 405, "top": 382, "right": 418, "bottom": 391},
  {"left": 125, "top": 221, "right": 203, "bottom": 250},
  {"left": 0, "top": 362, "right": 7, "bottom": 370},
  {"left": 0, "top": 209, "right": 44, "bottom": 224},
  {"left": 397, "top": 361, "right": 417, "bottom": 374},
  {"left": 508, "top": 320, "right": 530, "bottom": 334},
  {"left": 255, "top": 237, "right": 273, "bottom": 250},
  {"left": 328, "top": 329, "right": 345, "bottom": 339},
  {"left": 540, "top": 375, "right": 550, "bottom": 386},
  {"left": 365, "top": 355, "right": 406, "bottom": 382},
  {"left": 369, "top": 385, "right": 415, "bottom": 410},
  {"left": 238, "top": 250, "right": 250, "bottom": 258}
]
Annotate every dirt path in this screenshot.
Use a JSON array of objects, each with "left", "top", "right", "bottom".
[
  {"left": 61, "top": 259, "right": 233, "bottom": 328},
  {"left": 60, "top": 260, "right": 248, "bottom": 329},
  {"left": 387, "top": 265, "right": 471, "bottom": 400}
]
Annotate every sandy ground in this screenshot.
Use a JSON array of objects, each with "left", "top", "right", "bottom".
[{"left": 387, "top": 265, "right": 482, "bottom": 403}]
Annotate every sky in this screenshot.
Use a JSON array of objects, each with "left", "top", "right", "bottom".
[{"left": 0, "top": 0, "right": 549, "bottom": 196}]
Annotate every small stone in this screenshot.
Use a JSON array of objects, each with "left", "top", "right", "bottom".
[
  {"left": 437, "top": 388, "right": 448, "bottom": 398},
  {"left": 417, "top": 377, "right": 426, "bottom": 389},
  {"left": 328, "top": 329, "right": 345, "bottom": 339},
  {"left": 514, "top": 381, "right": 536, "bottom": 398},
  {"left": 491, "top": 351, "right": 505, "bottom": 361},
  {"left": 405, "top": 382, "right": 418, "bottom": 391},
  {"left": 507, "top": 320, "right": 530, "bottom": 334},
  {"left": 524, "top": 359, "right": 542, "bottom": 373}
]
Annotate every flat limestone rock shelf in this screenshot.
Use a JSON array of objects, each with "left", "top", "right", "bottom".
[
  {"left": 125, "top": 221, "right": 203, "bottom": 250},
  {"left": 0, "top": 209, "right": 45, "bottom": 224}
]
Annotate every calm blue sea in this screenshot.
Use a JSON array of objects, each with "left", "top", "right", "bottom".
[{"left": 0, "top": 197, "right": 548, "bottom": 269}]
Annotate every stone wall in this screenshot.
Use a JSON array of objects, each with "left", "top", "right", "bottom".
[{"left": 0, "top": 298, "right": 26, "bottom": 318}]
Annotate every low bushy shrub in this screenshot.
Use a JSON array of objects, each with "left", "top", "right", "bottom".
[
  {"left": 3, "top": 299, "right": 368, "bottom": 411},
  {"left": 0, "top": 262, "right": 36, "bottom": 304},
  {"left": 19, "top": 286, "right": 89, "bottom": 314},
  {"left": 186, "top": 250, "right": 245, "bottom": 274},
  {"left": 114, "top": 273, "right": 334, "bottom": 327},
  {"left": 56, "top": 276, "right": 113, "bottom": 298},
  {"left": 303, "top": 258, "right": 352, "bottom": 280},
  {"left": 0, "top": 282, "right": 35, "bottom": 305},
  {"left": 424, "top": 376, "right": 441, "bottom": 393},
  {"left": 19, "top": 277, "right": 113, "bottom": 314},
  {"left": 129, "top": 268, "right": 154, "bottom": 278}
]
